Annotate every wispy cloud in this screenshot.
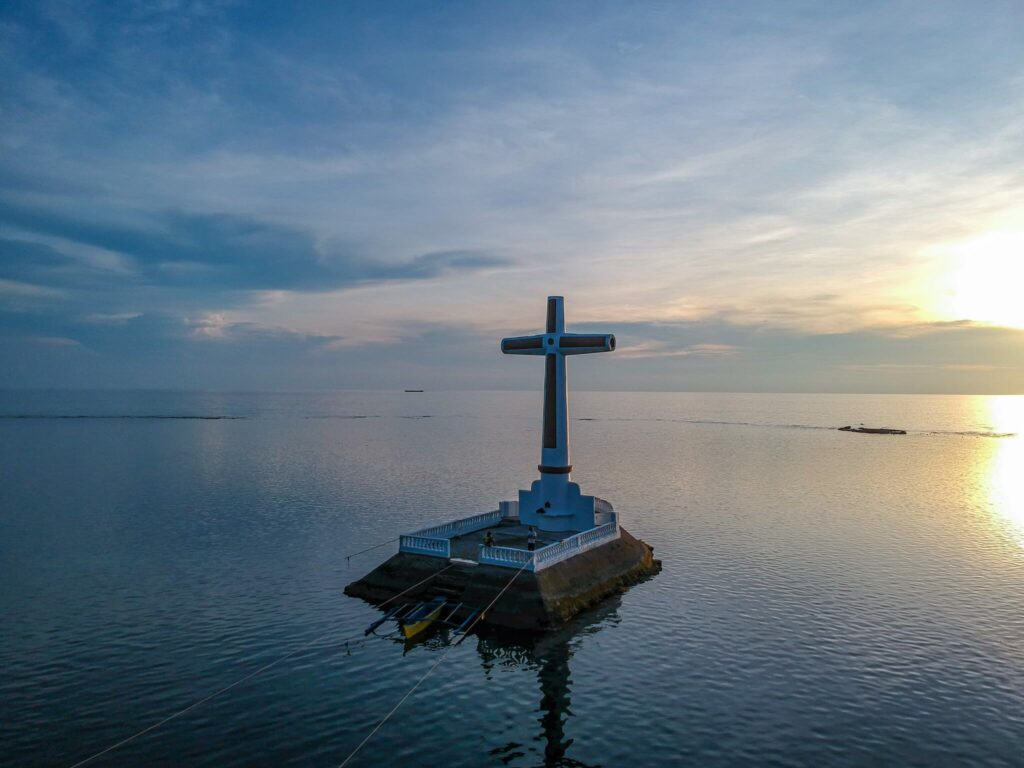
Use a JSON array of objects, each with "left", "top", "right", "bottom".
[
  {"left": 23, "top": 335, "right": 82, "bottom": 348},
  {"left": 80, "top": 311, "right": 142, "bottom": 324},
  {"left": 0, "top": 278, "right": 64, "bottom": 299},
  {"left": 617, "top": 341, "right": 741, "bottom": 359},
  {"left": 184, "top": 311, "right": 346, "bottom": 348},
  {"left": 841, "top": 363, "right": 1008, "bottom": 372},
  {"left": 1, "top": 203, "right": 507, "bottom": 291}
]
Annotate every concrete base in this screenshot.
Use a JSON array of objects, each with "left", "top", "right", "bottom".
[{"left": 344, "top": 527, "right": 661, "bottom": 631}]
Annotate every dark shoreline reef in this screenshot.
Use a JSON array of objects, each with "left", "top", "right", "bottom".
[{"left": 838, "top": 425, "right": 907, "bottom": 435}]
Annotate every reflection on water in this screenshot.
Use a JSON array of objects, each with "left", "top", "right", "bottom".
[
  {"left": 473, "top": 599, "right": 622, "bottom": 768},
  {"left": 982, "top": 397, "right": 1024, "bottom": 546}
]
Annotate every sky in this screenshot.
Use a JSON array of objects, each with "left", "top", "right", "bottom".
[{"left": 2, "top": 0, "right": 1023, "bottom": 393}]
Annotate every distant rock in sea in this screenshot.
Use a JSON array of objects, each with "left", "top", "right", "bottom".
[{"left": 838, "top": 425, "right": 907, "bottom": 435}]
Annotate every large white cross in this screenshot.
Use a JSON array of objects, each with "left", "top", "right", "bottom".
[{"left": 501, "top": 296, "right": 615, "bottom": 530}]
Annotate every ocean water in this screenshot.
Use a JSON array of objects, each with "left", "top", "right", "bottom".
[{"left": 1, "top": 390, "right": 1023, "bottom": 768}]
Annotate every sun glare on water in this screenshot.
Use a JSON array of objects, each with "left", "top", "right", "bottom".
[
  {"left": 936, "top": 232, "right": 1024, "bottom": 328},
  {"left": 981, "top": 396, "right": 1024, "bottom": 548}
]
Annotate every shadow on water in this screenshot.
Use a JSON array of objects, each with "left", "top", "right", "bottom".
[{"left": 468, "top": 597, "right": 624, "bottom": 768}]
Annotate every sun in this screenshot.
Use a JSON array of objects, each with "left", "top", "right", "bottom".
[{"left": 936, "top": 232, "right": 1024, "bottom": 328}]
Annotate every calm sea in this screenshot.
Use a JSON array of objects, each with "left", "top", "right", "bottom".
[{"left": 2, "top": 390, "right": 1022, "bottom": 767}]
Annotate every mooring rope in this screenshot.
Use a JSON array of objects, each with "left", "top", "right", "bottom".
[
  {"left": 338, "top": 561, "right": 529, "bottom": 768},
  {"left": 67, "top": 564, "right": 456, "bottom": 768},
  {"left": 345, "top": 537, "right": 400, "bottom": 566}
]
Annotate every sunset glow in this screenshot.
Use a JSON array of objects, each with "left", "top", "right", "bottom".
[{"left": 936, "top": 232, "right": 1024, "bottom": 329}]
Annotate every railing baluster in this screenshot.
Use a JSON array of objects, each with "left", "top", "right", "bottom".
[{"left": 398, "top": 511, "right": 620, "bottom": 568}]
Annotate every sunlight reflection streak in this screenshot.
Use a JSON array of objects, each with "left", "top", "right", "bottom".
[{"left": 984, "top": 396, "right": 1024, "bottom": 547}]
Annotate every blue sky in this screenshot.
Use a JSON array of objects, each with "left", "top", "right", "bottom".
[{"left": 2, "top": 0, "right": 1023, "bottom": 392}]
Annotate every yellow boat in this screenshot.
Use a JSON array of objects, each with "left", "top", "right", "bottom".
[{"left": 400, "top": 597, "right": 446, "bottom": 640}]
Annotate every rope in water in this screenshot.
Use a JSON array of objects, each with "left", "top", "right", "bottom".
[
  {"left": 338, "top": 561, "right": 529, "bottom": 768},
  {"left": 345, "top": 537, "right": 400, "bottom": 565},
  {"left": 67, "top": 564, "right": 456, "bottom": 768}
]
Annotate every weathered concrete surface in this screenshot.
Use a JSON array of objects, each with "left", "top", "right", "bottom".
[{"left": 344, "top": 527, "right": 661, "bottom": 631}]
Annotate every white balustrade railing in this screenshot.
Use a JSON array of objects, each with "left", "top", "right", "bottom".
[
  {"left": 399, "top": 508, "right": 620, "bottom": 567},
  {"left": 399, "top": 509, "right": 504, "bottom": 559},
  {"left": 412, "top": 510, "right": 501, "bottom": 539},
  {"left": 533, "top": 522, "right": 620, "bottom": 570},
  {"left": 479, "top": 521, "right": 621, "bottom": 572},
  {"left": 399, "top": 534, "right": 451, "bottom": 558},
  {"left": 478, "top": 545, "right": 533, "bottom": 568},
  {"left": 576, "top": 524, "right": 615, "bottom": 548},
  {"left": 594, "top": 497, "right": 616, "bottom": 526}
]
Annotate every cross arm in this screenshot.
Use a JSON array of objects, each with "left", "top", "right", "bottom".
[
  {"left": 501, "top": 334, "right": 547, "bottom": 355},
  {"left": 557, "top": 333, "right": 616, "bottom": 355}
]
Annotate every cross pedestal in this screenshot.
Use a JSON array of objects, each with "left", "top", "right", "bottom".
[{"left": 501, "top": 296, "right": 615, "bottom": 532}]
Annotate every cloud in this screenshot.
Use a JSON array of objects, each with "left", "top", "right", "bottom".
[
  {"left": 185, "top": 312, "right": 346, "bottom": 349},
  {"left": 80, "top": 311, "right": 142, "bottom": 324},
  {"left": 2, "top": 307, "right": 1023, "bottom": 393},
  {"left": 0, "top": 204, "right": 507, "bottom": 294},
  {"left": 25, "top": 335, "right": 82, "bottom": 347},
  {"left": 0, "top": 278, "right": 65, "bottom": 299},
  {"left": 842, "top": 363, "right": 1007, "bottom": 372},
  {"left": 616, "top": 340, "right": 741, "bottom": 359}
]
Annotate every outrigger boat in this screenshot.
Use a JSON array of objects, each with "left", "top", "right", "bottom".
[
  {"left": 400, "top": 596, "right": 446, "bottom": 639},
  {"left": 364, "top": 596, "right": 480, "bottom": 642}
]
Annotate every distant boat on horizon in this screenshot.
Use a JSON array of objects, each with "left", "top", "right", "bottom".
[{"left": 404, "top": 389, "right": 424, "bottom": 393}]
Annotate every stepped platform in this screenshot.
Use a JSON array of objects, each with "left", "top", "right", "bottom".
[{"left": 344, "top": 522, "right": 660, "bottom": 631}]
